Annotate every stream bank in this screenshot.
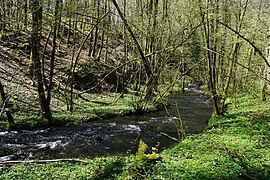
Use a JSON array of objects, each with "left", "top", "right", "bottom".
[
  {"left": 1, "top": 95, "right": 269, "bottom": 179},
  {"left": 0, "top": 90, "right": 212, "bottom": 162}
]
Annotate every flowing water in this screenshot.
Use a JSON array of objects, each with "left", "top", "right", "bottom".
[{"left": 0, "top": 90, "right": 212, "bottom": 162}]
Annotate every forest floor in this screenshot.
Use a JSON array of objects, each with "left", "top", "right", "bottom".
[
  {"left": 0, "top": 90, "right": 160, "bottom": 131},
  {"left": 0, "top": 30, "right": 163, "bottom": 131},
  {"left": 0, "top": 94, "right": 269, "bottom": 179}
]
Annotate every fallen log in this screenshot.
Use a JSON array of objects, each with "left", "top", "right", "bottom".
[{"left": 0, "top": 158, "right": 91, "bottom": 167}]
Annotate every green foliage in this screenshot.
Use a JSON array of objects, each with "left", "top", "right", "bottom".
[
  {"left": 91, "top": 158, "right": 127, "bottom": 180},
  {"left": 0, "top": 30, "right": 6, "bottom": 39},
  {"left": 0, "top": 158, "right": 129, "bottom": 179},
  {"left": 18, "top": 42, "right": 30, "bottom": 50},
  {"left": 0, "top": 95, "right": 269, "bottom": 179},
  {"left": 136, "top": 140, "right": 161, "bottom": 162},
  {"left": 150, "top": 95, "right": 270, "bottom": 179},
  {"left": 124, "top": 140, "right": 161, "bottom": 179},
  {"left": 1, "top": 0, "right": 270, "bottom": 178},
  {"left": 0, "top": 92, "right": 141, "bottom": 131},
  {"left": 0, "top": 91, "right": 163, "bottom": 131}
]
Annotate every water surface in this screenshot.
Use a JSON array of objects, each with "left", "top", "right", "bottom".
[{"left": 0, "top": 90, "right": 212, "bottom": 161}]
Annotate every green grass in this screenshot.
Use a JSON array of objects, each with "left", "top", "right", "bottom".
[
  {"left": 0, "top": 95, "right": 269, "bottom": 179},
  {"left": 0, "top": 92, "right": 160, "bottom": 131},
  {"left": 0, "top": 157, "right": 133, "bottom": 179}
]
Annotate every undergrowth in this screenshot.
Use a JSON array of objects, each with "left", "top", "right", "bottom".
[
  {"left": 0, "top": 92, "right": 160, "bottom": 131},
  {"left": 0, "top": 95, "right": 269, "bottom": 179}
]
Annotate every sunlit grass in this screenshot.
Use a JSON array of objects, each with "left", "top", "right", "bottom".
[
  {"left": 1, "top": 95, "right": 269, "bottom": 179},
  {"left": 0, "top": 91, "right": 162, "bottom": 130}
]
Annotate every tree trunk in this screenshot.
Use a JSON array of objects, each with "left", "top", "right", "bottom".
[
  {"left": 145, "top": 0, "right": 159, "bottom": 101},
  {"left": 91, "top": 0, "right": 100, "bottom": 58},
  {"left": 68, "top": 13, "right": 108, "bottom": 111},
  {"left": 24, "top": 0, "right": 28, "bottom": 29},
  {"left": 199, "top": 0, "right": 221, "bottom": 116},
  {"left": 111, "top": 0, "right": 151, "bottom": 79},
  {"left": 262, "top": 28, "right": 270, "bottom": 101},
  {"left": 0, "top": 80, "right": 16, "bottom": 130},
  {"left": 267, "top": 31, "right": 270, "bottom": 97},
  {"left": 47, "top": 0, "right": 62, "bottom": 107},
  {"left": 31, "top": 0, "right": 52, "bottom": 121},
  {"left": 220, "top": 0, "right": 248, "bottom": 113},
  {"left": 0, "top": 0, "right": 6, "bottom": 30}
]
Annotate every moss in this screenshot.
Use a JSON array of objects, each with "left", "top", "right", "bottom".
[
  {"left": 136, "top": 140, "right": 161, "bottom": 163},
  {"left": 136, "top": 140, "right": 149, "bottom": 161},
  {"left": 1, "top": 95, "right": 269, "bottom": 179},
  {"left": 0, "top": 92, "right": 158, "bottom": 131},
  {"left": 124, "top": 140, "right": 161, "bottom": 179}
]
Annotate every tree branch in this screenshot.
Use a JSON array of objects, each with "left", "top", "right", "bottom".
[
  {"left": 111, "top": 0, "right": 151, "bottom": 77},
  {"left": 217, "top": 20, "right": 270, "bottom": 67},
  {"left": 199, "top": 45, "right": 270, "bottom": 84},
  {"left": 0, "top": 158, "right": 91, "bottom": 166}
]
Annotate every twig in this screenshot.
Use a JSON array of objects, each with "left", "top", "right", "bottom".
[
  {"left": 217, "top": 20, "right": 270, "bottom": 67},
  {"left": 160, "top": 132, "right": 180, "bottom": 142},
  {"left": 0, "top": 158, "right": 91, "bottom": 166}
]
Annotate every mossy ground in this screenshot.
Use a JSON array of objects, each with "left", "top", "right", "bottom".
[
  {"left": 0, "top": 95, "right": 269, "bottom": 179},
  {"left": 0, "top": 92, "right": 159, "bottom": 131}
]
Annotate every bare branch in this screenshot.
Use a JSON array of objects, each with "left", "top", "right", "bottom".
[{"left": 217, "top": 20, "right": 270, "bottom": 67}]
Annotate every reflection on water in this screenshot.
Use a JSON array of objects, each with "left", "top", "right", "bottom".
[{"left": 0, "top": 90, "right": 212, "bottom": 162}]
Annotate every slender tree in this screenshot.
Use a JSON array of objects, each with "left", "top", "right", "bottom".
[
  {"left": 47, "top": 0, "right": 62, "bottom": 109},
  {"left": 199, "top": 0, "right": 221, "bottom": 116},
  {"left": 0, "top": 0, "right": 7, "bottom": 30},
  {"left": 262, "top": 28, "right": 270, "bottom": 101},
  {"left": 31, "top": 0, "right": 52, "bottom": 121},
  {"left": 0, "top": 80, "right": 16, "bottom": 130},
  {"left": 220, "top": 0, "right": 248, "bottom": 113}
]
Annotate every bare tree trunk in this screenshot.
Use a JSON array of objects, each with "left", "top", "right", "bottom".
[
  {"left": 262, "top": 28, "right": 270, "bottom": 101},
  {"left": 267, "top": 31, "right": 270, "bottom": 97},
  {"left": 0, "top": 0, "right": 7, "bottom": 30},
  {"left": 111, "top": 0, "right": 151, "bottom": 78},
  {"left": 31, "top": 0, "right": 52, "bottom": 121},
  {"left": 66, "top": 2, "right": 72, "bottom": 47},
  {"left": 0, "top": 80, "right": 16, "bottom": 130},
  {"left": 91, "top": 0, "right": 100, "bottom": 58},
  {"left": 199, "top": 0, "right": 221, "bottom": 116},
  {"left": 97, "top": 0, "right": 107, "bottom": 58},
  {"left": 68, "top": 13, "right": 108, "bottom": 111},
  {"left": 220, "top": 0, "right": 248, "bottom": 113},
  {"left": 145, "top": 0, "right": 159, "bottom": 101},
  {"left": 47, "top": 0, "right": 62, "bottom": 106},
  {"left": 24, "top": 0, "right": 28, "bottom": 29}
]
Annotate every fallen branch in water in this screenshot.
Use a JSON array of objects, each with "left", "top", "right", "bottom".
[{"left": 160, "top": 132, "right": 180, "bottom": 143}]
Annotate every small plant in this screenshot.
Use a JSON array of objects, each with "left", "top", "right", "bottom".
[
  {"left": 125, "top": 140, "right": 161, "bottom": 179},
  {"left": 0, "top": 30, "right": 6, "bottom": 39},
  {"left": 160, "top": 99, "right": 187, "bottom": 142}
]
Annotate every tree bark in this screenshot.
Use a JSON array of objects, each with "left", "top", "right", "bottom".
[
  {"left": 91, "top": 0, "right": 100, "bottom": 58},
  {"left": 0, "top": 80, "right": 16, "bottom": 130},
  {"left": 47, "top": 0, "right": 62, "bottom": 107},
  {"left": 0, "top": 0, "right": 6, "bottom": 30},
  {"left": 24, "top": 0, "right": 28, "bottom": 29},
  {"left": 31, "top": 0, "right": 52, "bottom": 121},
  {"left": 199, "top": 0, "right": 221, "bottom": 116},
  {"left": 267, "top": 30, "right": 270, "bottom": 97},
  {"left": 220, "top": 0, "right": 248, "bottom": 113},
  {"left": 111, "top": 0, "right": 151, "bottom": 79},
  {"left": 262, "top": 28, "right": 270, "bottom": 101}
]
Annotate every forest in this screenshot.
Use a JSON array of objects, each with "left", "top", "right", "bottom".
[{"left": 0, "top": 0, "right": 269, "bottom": 179}]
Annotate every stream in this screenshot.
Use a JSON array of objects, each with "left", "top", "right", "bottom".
[{"left": 0, "top": 89, "right": 212, "bottom": 162}]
